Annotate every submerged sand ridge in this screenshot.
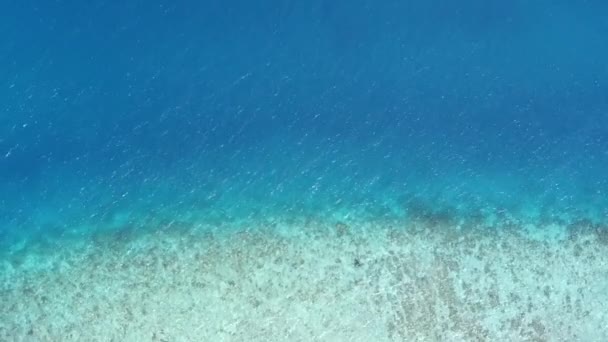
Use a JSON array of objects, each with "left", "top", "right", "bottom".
[{"left": 1, "top": 219, "right": 607, "bottom": 341}]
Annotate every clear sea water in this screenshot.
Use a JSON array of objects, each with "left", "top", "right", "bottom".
[
  {"left": 1, "top": 0, "right": 607, "bottom": 248},
  {"left": 3, "top": 2, "right": 608, "bottom": 340}
]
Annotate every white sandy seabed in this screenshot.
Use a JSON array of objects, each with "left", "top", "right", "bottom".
[{"left": 1, "top": 218, "right": 607, "bottom": 342}]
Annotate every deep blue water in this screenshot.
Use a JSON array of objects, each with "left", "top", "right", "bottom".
[{"left": 1, "top": 0, "right": 608, "bottom": 248}]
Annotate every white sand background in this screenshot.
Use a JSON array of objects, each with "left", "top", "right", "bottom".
[{"left": 1, "top": 219, "right": 607, "bottom": 341}]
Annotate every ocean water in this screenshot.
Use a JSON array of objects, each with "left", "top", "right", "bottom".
[{"left": 1, "top": 1, "right": 608, "bottom": 340}]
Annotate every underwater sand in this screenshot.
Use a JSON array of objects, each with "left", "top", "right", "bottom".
[{"left": 1, "top": 218, "right": 607, "bottom": 341}]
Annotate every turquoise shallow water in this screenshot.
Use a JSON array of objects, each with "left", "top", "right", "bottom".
[{"left": 1, "top": 138, "right": 606, "bottom": 252}]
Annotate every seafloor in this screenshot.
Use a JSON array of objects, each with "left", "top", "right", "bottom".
[{"left": 1, "top": 213, "right": 606, "bottom": 341}]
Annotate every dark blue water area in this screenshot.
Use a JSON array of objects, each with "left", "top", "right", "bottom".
[{"left": 1, "top": 0, "right": 608, "bottom": 249}]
